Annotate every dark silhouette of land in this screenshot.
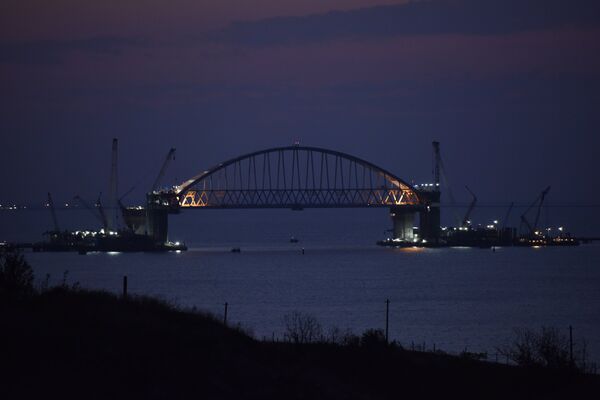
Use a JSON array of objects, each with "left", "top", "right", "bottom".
[
  {"left": 1, "top": 249, "right": 598, "bottom": 399},
  {"left": 2, "top": 285, "right": 599, "bottom": 399}
]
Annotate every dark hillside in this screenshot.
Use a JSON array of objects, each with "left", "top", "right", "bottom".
[{"left": 1, "top": 287, "right": 598, "bottom": 399}]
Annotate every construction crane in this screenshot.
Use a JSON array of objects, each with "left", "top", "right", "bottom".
[
  {"left": 432, "top": 141, "right": 441, "bottom": 188},
  {"left": 432, "top": 141, "right": 462, "bottom": 226},
  {"left": 502, "top": 202, "right": 514, "bottom": 230},
  {"left": 520, "top": 186, "right": 551, "bottom": 237},
  {"left": 95, "top": 194, "right": 109, "bottom": 231},
  {"left": 47, "top": 192, "right": 60, "bottom": 233},
  {"left": 152, "top": 148, "right": 176, "bottom": 192},
  {"left": 462, "top": 186, "right": 477, "bottom": 227},
  {"left": 107, "top": 138, "right": 119, "bottom": 230},
  {"left": 73, "top": 195, "right": 108, "bottom": 231}
]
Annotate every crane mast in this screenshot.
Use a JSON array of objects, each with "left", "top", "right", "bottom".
[
  {"left": 432, "top": 141, "right": 440, "bottom": 188},
  {"left": 108, "top": 138, "right": 119, "bottom": 230}
]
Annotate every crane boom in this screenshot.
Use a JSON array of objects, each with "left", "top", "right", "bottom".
[
  {"left": 520, "top": 186, "right": 551, "bottom": 236},
  {"left": 533, "top": 186, "right": 551, "bottom": 232},
  {"left": 462, "top": 186, "right": 477, "bottom": 227},
  {"left": 74, "top": 195, "right": 105, "bottom": 228},
  {"left": 95, "top": 194, "right": 109, "bottom": 231},
  {"left": 152, "top": 148, "right": 176, "bottom": 192},
  {"left": 47, "top": 192, "right": 60, "bottom": 232},
  {"left": 502, "top": 202, "right": 514, "bottom": 230},
  {"left": 432, "top": 141, "right": 462, "bottom": 225}
]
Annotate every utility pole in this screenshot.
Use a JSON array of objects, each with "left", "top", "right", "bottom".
[
  {"left": 385, "top": 299, "right": 390, "bottom": 344},
  {"left": 224, "top": 302, "right": 228, "bottom": 325}
]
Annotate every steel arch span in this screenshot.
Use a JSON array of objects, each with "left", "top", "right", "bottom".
[{"left": 173, "top": 145, "right": 422, "bottom": 209}]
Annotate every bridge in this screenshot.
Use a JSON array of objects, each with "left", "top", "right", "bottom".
[{"left": 138, "top": 145, "right": 441, "bottom": 244}]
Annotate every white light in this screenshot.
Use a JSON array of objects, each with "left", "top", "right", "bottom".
[
  {"left": 493, "top": 220, "right": 498, "bottom": 224},
  {"left": 175, "top": 241, "right": 180, "bottom": 246},
  {"left": 559, "top": 227, "right": 564, "bottom": 231}
]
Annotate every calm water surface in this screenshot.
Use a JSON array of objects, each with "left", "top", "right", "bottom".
[{"left": 3, "top": 209, "right": 600, "bottom": 362}]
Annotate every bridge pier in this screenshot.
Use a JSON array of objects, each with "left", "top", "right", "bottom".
[
  {"left": 417, "top": 191, "right": 441, "bottom": 245},
  {"left": 390, "top": 207, "right": 416, "bottom": 241},
  {"left": 146, "top": 208, "right": 168, "bottom": 243},
  {"left": 146, "top": 193, "right": 170, "bottom": 243}
]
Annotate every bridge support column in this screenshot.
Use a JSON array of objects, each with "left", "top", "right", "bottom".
[
  {"left": 146, "top": 208, "right": 168, "bottom": 243},
  {"left": 418, "top": 191, "right": 441, "bottom": 244},
  {"left": 146, "top": 193, "right": 169, "bottom": 243},
  {"left": 390, "top": 207, "right": 416, "bottom": 241}
]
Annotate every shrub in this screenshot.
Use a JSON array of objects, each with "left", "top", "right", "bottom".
[
  {"left": 360, "top": 328, "right": 387, "bottom": 348},
  {"left": 498, "top": 327, "right": 589, "bottom": 371},
  {"left": 325, "top": 326, "right": 360, "bottom": 346},
  {"left": 0, "top": 249, "right": 34, "bottom": 299},
  {"left": 283, "top": 311, "right": 323, "bottom": 344}
]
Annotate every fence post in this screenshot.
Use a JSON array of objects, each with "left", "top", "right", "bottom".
[{"left": 223, "top": 302, "right": 228, "bottom": 325}]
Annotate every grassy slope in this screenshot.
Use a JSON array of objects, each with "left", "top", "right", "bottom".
[{"left": 1, "top": 288, "right": 598, "bottom": 399}]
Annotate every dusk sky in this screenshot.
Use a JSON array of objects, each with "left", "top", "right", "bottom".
[{"left": 1, "top": 0, "right": 600, "bottom": 226}]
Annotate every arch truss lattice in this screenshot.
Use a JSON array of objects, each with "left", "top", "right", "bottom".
[{"left": 174, "top": 146, "right": 421, "bottom": 209}]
